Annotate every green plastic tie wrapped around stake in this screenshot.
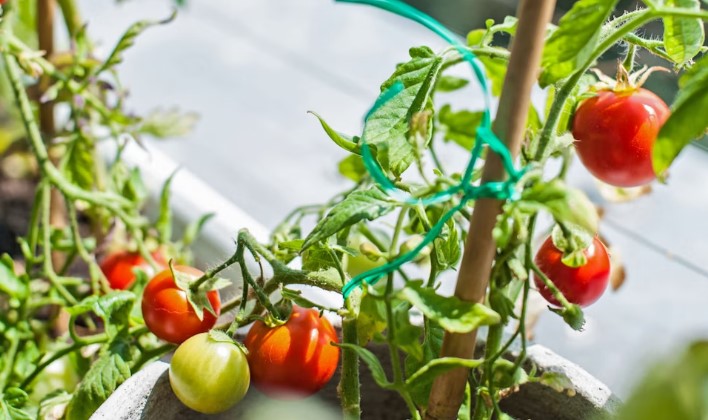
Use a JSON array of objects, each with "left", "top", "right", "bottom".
[{"left": 338, "top": 0, "right": 527, "bottom": 299}]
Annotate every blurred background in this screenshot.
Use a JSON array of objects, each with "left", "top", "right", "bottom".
[{"left": 2, "top": 0, "right": 708, "bottom": 404}]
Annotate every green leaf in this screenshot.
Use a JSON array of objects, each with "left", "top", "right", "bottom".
[
  {"left": 301, "top": 243, "right": 338, "bottom": 272},
  {"left": 615, "top": 341, "right": 708, "bottom": 420},
  {"left": 356, "top": 292, "right": 388, "bottom": 345},
  {"left": 64, "top": 136, "right": 95, "bottom": 190},
  {"left": 0, "top": 255, "right": 28, "bottom": 301},
  {"left": 479, "top": 55, "right": 507, "bottom": 97},
  {"left": 338, "top": 154, "right": 367, "bottom": 182},
  {"left": 433, "top": 219, "right": 461, "bottom": 272},
  {"left": 66, "top": 292, "right": 135, "bottom": 338},
  {"left": 156, "top": 172, "right": 175, "bottom": 244},
  {"left": 530, "top": 371, "right": 573, "bottom": 393},
  {"left": 65, "top": 338, "right": 133, "bottom": 420},
  {"left": 653, "top": 55, "right": 708, "bottom": 178},
  {"left": 136, "top": 108, "right": 199, "bottom": 139},
  {"left": 540, "top": 0, "right": 619, "bottom": 87},
  {"left": 392, "top": 303, "right": 424, "bottom": 361},
  {"left": 336, "top": 343, "right": 395, "bottom": 390},
  {"left": 405, "top": 357, "right": 483, "bottom": 390},
  {"left": 301, "top": 188, "right": 396, "bottom": 250},
  {"left": 435, "top": 76, "right": 469, "bottom": 92},
  {"left": 663, "top": 0, "right": 705, "bottom": 66},
  {"left": 38, "top": 390, "right": 72, "bottom": 420},
  {"left": 398, "top": 281, "right": 500, "bottom": 333},
  {"left": 93, "top": 11, "right": 177, "bottom": 76},
  {"left": 304, "top": 267, "right": 343, "bottom": 290},
  {"left": 437, "top": 104, "right": 483, "bottom": 150},
  {"left": 517, "top": 180, "right": 598, "bottom": 235},
  {"left": 309, "top": 112, "right": 359, "bottom": 154},
  {"left": 364, "top": 47, "right": 443, "bottom": 176},
  {"left": 181, "top": 212, "right": 215, "bottom": 247},
  {"left": 122, "top": 167, "right": 147, "bottom": 204}
]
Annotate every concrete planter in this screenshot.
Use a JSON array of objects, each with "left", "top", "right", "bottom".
[{"left": 94, "top": 145, "right": 620, "bottom": 420}]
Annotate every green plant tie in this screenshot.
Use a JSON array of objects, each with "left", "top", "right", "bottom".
[{"left": 339, "top": 0, "right": 526, "bottom": 298}]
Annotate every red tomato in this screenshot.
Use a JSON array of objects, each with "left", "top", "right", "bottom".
[
  {"left": 243, "top": 306, "right": 339, "bottom": 397},
  {"left": 100, "top": 249, "right": 168, "bottom": 290},
  {"left": 533, "top": 236, "right": 610, "bottom": 308},
  {"left": 141, "top": 265, "right": 220, "bottom": 344},
  {"left": 572, "top": 88, "right": 670, "bottom": 187}
]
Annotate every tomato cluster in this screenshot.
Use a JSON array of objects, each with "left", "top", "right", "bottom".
[{"left": 136, "top": 261, "right": 340, "bottom": 414}]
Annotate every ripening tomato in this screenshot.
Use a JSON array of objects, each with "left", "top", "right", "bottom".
[
  {"left": 170, "top": 331, "right": 250, "bottom": 414},
  {"left": 533, "top": 236, "right": 610, "bottom": 308},
  {"left": 572, "top": 88, "right": 669, "bottom": 187},
  {"left": 141, "top": 265, "right": 220, "bottom": 344},
  {"left": 244, "top": 306, "right": 339, "bottom": 397},
  {"left": 100, "top": 249, "right": 168, "bottom": 290}
]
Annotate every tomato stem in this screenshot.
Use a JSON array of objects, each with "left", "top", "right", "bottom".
[{"left": 340, "top": 295, "right": 362, "bottom": 420}]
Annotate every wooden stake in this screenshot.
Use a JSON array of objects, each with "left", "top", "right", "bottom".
[{"left": 425, "top": 1, "right": 556, "bottom": 418}]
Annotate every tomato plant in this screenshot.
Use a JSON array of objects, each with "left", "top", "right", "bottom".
[
  {"left": 100, "top": 249, "right": 168, "bottom": 290},
  {"left": 533, "top": 236, "right": 611, "bottom": 307},
  {"left": 573, "top": 85, "right": 670, "bottom": 187},
  {"left": 169, "top": 331, "right": 250, "bottom": 414},
  {"left": 244, "top": 305, "right": 339, "bottom": 397},
  {"left": 142, "top": 266, "right": 221, "bottom": 344},
  {"left": 0, "top": 0, "right": 707, "bottom": 418}
]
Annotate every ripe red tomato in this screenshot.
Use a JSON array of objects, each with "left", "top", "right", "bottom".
[
  {"left": 572, "top": 88, "right": 670, "bottom": 187},
  {"left": 141, "top": 265, "right": 220, "bottom": 344},
  {"left": 533, "top": 236, "right": 610, "bottom": 308},
  {"left": 100, "top": 249, "right": 168, "bottom": 290},
  {"left": 243, "top": 305, "right": 339, "bottom": 397}
]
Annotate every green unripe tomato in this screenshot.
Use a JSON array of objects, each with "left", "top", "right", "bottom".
[
  {"left": 343, "top": 236, "right": 386, "bottom": 277},
  {"left": 169, "top": 331, "right": 250, "bottom": 414}
]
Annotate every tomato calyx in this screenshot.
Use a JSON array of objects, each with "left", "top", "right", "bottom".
[
  {"left": 169, "top": 262, "right": 230, "bottom": 321},
  {"left": 550, "top": 224, "right": 593, "bottom": 268},
  {"left": 589, "top": 64, "right": 671, "bottom": 95}
]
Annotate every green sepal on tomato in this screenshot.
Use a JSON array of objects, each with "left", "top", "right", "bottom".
[
  {"left": 141, "top": 264, "right": 228, "bottom": 344},
  {"left": 169, "top": 330, "right": 250, "bottom": 414},
  {"left": 533, "top": 235, "right": 610, "bottom": 308},
  {"left": 572, "top": 66, "right": 670, "bottom": 188},
  {"left": 244, "top": 305, "right": 340, "bottom": 397}
]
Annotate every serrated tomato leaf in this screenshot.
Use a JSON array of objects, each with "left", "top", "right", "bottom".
[
  {"left": 663, "top": 0, "right": 705, "bottom": 66},
  {"left": 653, "top": 54, "right": 708, "bottom": 178},
  {"left": 66, "top": 292, "right": 135, "bottom": 338},
  {"left": 156, "top": 171, "right": 175, "bottom": 244},
  {"left": 93, "top": 10, "right": 176, "bottom": 76},
  {"left": 65, "top": 338, "right": 133, "bottom": 420},
  {"left": 0, "top": 255, "right": 28, "bottom": 301},
  {"left": 302, "top": 188, "right": 396, "bottom": 250},
  {"left": 364, "top": 47, "right": 443, "bottom": 176},
  {"left": 336, "top": 343, "right": 395, "bottom": 390},
  {"left": 398, "top": 281, "right": 500, "bottom": 333},
  {"left": 540, "top": 0, "right": 619, "bottom": 86},
  {"left": 517, "top": 180, "right": 598, "bottom": 235},
  {"left": 437, "top": 104, "right": 483, "bottom": 150},
  {"left": 405, "top": 357, "right": 483, "bottom": 391}
]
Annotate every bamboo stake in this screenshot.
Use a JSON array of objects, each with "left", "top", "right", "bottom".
[{"left": 425, "top": 1, "right": 556, "bottom": 418}]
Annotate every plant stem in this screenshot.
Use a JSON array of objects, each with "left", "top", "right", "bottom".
[
  {"left": 0, "top": 332, "right": 21, "bottom": 390},
  {"left": 19, "top": 331, "right": 108, "bottom": 389},
  {"left": 57, "top": 0, "right": 82, "bottom": 39},
  {"left": 340, "top": 295, "right": 362, "bottom": 420}
]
